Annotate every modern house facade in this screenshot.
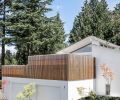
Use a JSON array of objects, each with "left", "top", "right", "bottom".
[
  {"left": 57, "top": 36, "right": 120, "bottom": 97},
  {"left": 2, "top": 36, "right": 120, "bottom": 100}
]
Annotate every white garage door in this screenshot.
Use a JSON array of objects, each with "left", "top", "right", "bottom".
[
  {"left": 37, "top": 86, "right": 61, "bottom": 100},
  {"left": 11, "top": 83, "right": 27, "bottom": 100},
  {"left": 10, "top": 84, "right": 61, "bottom": 100}
]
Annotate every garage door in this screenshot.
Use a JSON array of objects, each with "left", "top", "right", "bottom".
[{"left": 37, "top": 86, "right": 61, "bottom": 100}]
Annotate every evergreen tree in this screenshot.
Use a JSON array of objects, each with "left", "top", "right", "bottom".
[
  {"left": 5, "top": 50, "right": 17, "bottom": 65},
  {"left": 53, "top": 13, "right": 65, "bottom": 51},
  {"left": 69, "top": 0, "right": 112, "bottom": 44},
  {"left": 9, "top": 0, "right": 65, "bottom": 64},
  {"left": 32, "top": 13, "right": 65, "bottom": 54},
  {"left": 111, "top": 3, "right": 120, "bottom": 45},
  {"left": 0, "top": 0, "right": 12, "bottom": 65},
  {"left": 5, "top": 50, "right": 12, "bottom": 64},
  {"left": 97, "top": 0, "right": 113, "bottom": 40},
  {"left": 69, "top": 0, "right": 93, "bottom": 43}
]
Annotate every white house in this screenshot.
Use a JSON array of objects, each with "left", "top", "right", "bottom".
[
  {"left": 57, "top": 36, "right": 120, "bottom": 97},
  {"left": 2, "top": 36, "right": 120, "bottom": 100}
]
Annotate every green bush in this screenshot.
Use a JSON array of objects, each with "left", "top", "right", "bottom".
[{"left": 80, "top": 96, "right": 120, "bottom": 100}]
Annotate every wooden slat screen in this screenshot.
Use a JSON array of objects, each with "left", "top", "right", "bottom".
[
  {"left": 27, "top": 54, "right": 68, "bottom": 80},
  {"left": 68, "top": 55, "right": 95, "bottom": 80},
  {"left": 2, "top": 65, "right": 27, "bottom": 78},
  {"left": 2, "top": 54, "right": 95, "bottom": 80}
]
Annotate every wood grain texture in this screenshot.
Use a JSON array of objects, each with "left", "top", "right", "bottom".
[{"left": 2, "top": 54, "right": 95, "bottom": 80}]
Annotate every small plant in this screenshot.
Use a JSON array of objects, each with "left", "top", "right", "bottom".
[
  {"left": 89, "top": 91, "right": 96, "bottom": 99},
  {"left": 16, "top": 83, "right": 36, "bottom": 100},
  {"left": 77, "top": 86, "right": 85, "bottom": 97},
  {"left": 100, "top": 64, "right": 115, "bottom": 95},
  {"left": 78, "top": 90, "right": 96, "bottom": 100}
]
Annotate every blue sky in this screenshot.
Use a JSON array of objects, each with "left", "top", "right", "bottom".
[
  {"left": 47, "top": 0, "right": 120, "bottom": 34},
  {"left": 4, "top": 0, "right": 120, "bottom": 52}
]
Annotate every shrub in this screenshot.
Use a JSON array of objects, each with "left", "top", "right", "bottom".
[
  {"left": 80, "top": 96, "right": 120, "bottom": 100},
  {"left": 16, "top": 83, "right": 36, "bottom": 100}
]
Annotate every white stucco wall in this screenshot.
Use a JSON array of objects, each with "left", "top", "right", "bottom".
[
  {"left": 2, "top": 77, "right": 68, "bottom": 100},
  {"left": 68, "top": 79, "right": 94, "bottom": 100},
  {"left": 3, "top": 77, "right": 94, "bottom": 100},
  {"left": 92, "top": 45, "right": 120, "bottom": 96}
]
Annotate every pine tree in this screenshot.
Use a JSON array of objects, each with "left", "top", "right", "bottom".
[
  {"left": 69, "top": 0, "right": 93, "bottom": 43},
  {"left": 5, "top": 50, "right": 12, "bottom": 64},
  {"left": 69, "top": 0, "right": 112, "bottom": 44},
  {"left": 0, "top": 0, "right": 12, "bottom": 65},
  {"left": 111, "top": 3, "right": 120, "bottom": 45},
  {"left": 53, "top": 13, "right": 65, "bottom": 51},
  {"left": 9, "top": 0, "right": 65, "bottom": 64},
  {"left": 9, "top": 0, "right": 52, "bottom": 64},
  {"left": 96, "top": 0, "right": 113, "bottom": 40},
  {"left": 32, "top": 13, "right": 65, "bottom": 54}
]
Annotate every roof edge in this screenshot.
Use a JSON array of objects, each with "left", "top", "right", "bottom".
[{"left": 57, "top": 36, "right": 120, "bottom": 54}]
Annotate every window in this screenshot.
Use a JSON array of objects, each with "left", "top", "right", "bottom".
[{"left": 72, "top": 44, "right": 92, "bottom": 53}]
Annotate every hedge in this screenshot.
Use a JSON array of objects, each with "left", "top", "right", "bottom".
[{"left": 80, "top": 96, "right": 120, "bottom": 100}]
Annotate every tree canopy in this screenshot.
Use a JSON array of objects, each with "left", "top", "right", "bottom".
[
  {"left": 0, "top": 0, "right": 120, "bottom": 65},
  {"left": 111, "top": 3, "right": 120, "bottom": 45},
  {"left": 69, "top": 0, "right": 119, "bottom": 45},
  {"left": 7, "top": 0, "right": 65, "bottom": 64}
]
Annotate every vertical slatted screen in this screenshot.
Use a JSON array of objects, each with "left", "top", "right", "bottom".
[
  {"left": 27, "top": 54, "right": 68, "bottom": 80},
  {"left": 67, "top": 55, "right": 95, "bottom": 80},
  {"left": 2, "top": 65, "right": 27, "bottom": 78},
  {"left": 2, "top": 54, "right": 95, "bottom": 80}
]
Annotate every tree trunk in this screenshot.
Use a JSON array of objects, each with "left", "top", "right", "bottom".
[{"left": 1, "top": 0, "right": 6, "bottom": 65}]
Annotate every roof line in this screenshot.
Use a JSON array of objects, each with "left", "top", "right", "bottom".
[{"left": 57, "top": 36, "right": 120, "bottom": 54}]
